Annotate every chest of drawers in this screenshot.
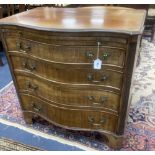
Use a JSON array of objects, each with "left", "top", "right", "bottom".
[{"left": 0, "top": 6, "right": 146, "bottom": 149}]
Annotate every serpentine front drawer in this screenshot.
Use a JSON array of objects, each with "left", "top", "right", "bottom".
[
  {"left": 10, "top": 54, "right": 123, "bottom": 90},
  {"left": 6, "top": 36, "right": 126, "bottom": 67},
  {"left": 20, "top": 94, "right": 118, "bottom": 133},
  {"left": 15, "top": 74, "right": 121, "bottom": 113},
  {"left": 0, "top": 6, "right": 146, "bottom": 149}
]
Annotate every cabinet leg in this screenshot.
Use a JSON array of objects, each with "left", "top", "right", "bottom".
[
  {"left": 23, "top": 112, "right": 33, "bottom": 125},
  {"left": 107, "top": 134, "right": 123, "bottom": 150},
  {"left": 100, "top": 132, "right": 124, "bottom": 150}
]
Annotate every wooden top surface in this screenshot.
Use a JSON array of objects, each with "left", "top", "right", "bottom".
[{"left": 0, "top": 6, "right": 146, "bottom": 34}]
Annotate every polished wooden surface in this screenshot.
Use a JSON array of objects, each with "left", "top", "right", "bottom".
[
  {"left": 0, "top": 6, "right": 145, "bottom": 149},
  {"left": 10, "top": 55, "right": 123, "bottom": 89},
  {"left": 20, "top": 94, "right": 118, "bottom": 132},
  {"left": 15, "top": 74, "right": 120, "bottom": 112},
  {"left": 6, "top": 36, "right": 125, "bottom": 66},
  {"left": 0, "top": 6, "right": 146, "bottom": 34},
  {"left": 4, "top": 28, "right": 128, "bottom": 47}
]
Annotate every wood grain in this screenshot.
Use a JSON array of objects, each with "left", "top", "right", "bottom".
[
  {"left": 0, "top": 6, "right": 146, "bottom": 34},
  {"left": 6, "top": 37, "right": 125, "bottom": 66},
  {"left": 15, "top": 74, "right": 120, "bottom": 113},
  {"left": 0, "top": 6, "right": 146, "bottom": 149},
  {"left": 10, "top": 55, "right": 123, "bottom": 89},
  {"left": 20, "top": 93, "right": 118, "bottom": 133}
]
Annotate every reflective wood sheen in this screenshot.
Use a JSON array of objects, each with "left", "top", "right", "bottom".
[
  {"left": 20, "top": 94, "right": 118, "bottom": 132},
  {"left": 6, "top": 37, "right": 125, "bottom": 66},
  {"left": 0, "top": 6, "right": 146, "bottom": 149},
  {"left": 0, "top": 6, "right": 146, "bottom": 34},
  {"left": 10, "top": 55, "right": 123, "bottom": 89},
  {"left": 15, "top": 74, "right": 120, "bottom": 112}
]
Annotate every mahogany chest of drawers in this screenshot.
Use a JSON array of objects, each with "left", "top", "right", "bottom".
[{"left": 0, "top": 6, "right": 146, "bottom": 149}]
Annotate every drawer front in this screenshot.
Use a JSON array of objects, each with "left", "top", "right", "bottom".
[
  {"left": 20, "top": 94, "right": 118, "bottom": 132},
  {"left": 11, "top": 55, "right": 123, "bottom": 89},
  {"left": 6, "top": 37, "right": 125, "bottom": 66},
  {"left": 4, "top": 30, "right": 128, "bottom": 47},
  {"left": 15, "top": 75, "right": 120, "bottom": 112}
]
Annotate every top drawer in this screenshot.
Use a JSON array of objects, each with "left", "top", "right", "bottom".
[
  {"left": 6, "top": 37, "right": 125, "bottom": 67},
  {"left": 3, "top": 29, "right": 128, "bottom": 47}
]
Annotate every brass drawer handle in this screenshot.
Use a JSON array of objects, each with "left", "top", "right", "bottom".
[
  {"left": 87, "top": 74, "right": 94, "bottom": 81},
  {"left": 100, "top": 75, "right": 109, "bottom": 81},
  {"left": 31, "top": 102, "right": 42, "bottom": 112},
  {"left": 91, "top": 123, "right": 102, "bottom": 129},
  {"left": 88, "top": 116, "right": 107, "bottom": 129},
  {"left": 22, "top": 61, "right": 27, "bottom": 68},
  {"left": 88, "top": 116, "right": 107, "bottom": 124},
  {"left": 24, "top": 44, "right": 31, "bottom": 51},
  {"left": 87, "top": 95, "right": 95, "bottom": 101},
  {"left": 87, "top": 74, "right": 109, "bottom": 83},
  {"left": 88, "top": 116, "right": 95, "bottom": 123},
  {"left": 26, "top": 81, "right": 38, "bottom": 92},
  {"left": 16, "top": 41, "right": 31, "bottom": 52},
  {"left": 85, "top": 51, "right": 94, "bottom": 59},
  {"left": 102, "top": 53, "right": 110, "bottom": 60},
  {"left": 87, "top": 95, "right": 107, "bottom": 105},
  {"left": 29, "top": 63, "right": 36, "bottom": 71},
  {"left": 100, "top": 96, "right": 108, "bottom": 103},
  {"left": 22, "top": 61, "right": 36, "bottom": 71},
  {"left": 16, "top": 41, "right": 22, "bottom": 51},
  {"left": 100, "top": 117, "right": 107, "bottom": 124}
]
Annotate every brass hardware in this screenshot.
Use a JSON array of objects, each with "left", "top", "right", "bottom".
[
  {"left": 26, "top": 81, "right": 38, "bottom": 91},
  {"left": 100, "top": 117, "right": 107, "bottom": 124},
  {"left": 91, "top": 96, "right": 107, "bottom": 106},
  {"left": 85, "top": 51, "right": 94, "bottom": 58},
  {"left": 88, "top": 116, "right": 95, "bottom": 123},
  {"left": 102, "top": 53, "right": 110, "bottom": 60},
  {"left": 87, "top": 96, "right": 95, "bottom": 101},
  {"left": 87, "top": 95, "right": 107, "bottom": 105},
  {"left": 22, "top": 61, "right": 27, "bottom": 68},
  {"left": 91, "top": 123, "right": 102, "bottom": 129},
  {"left": 16, "top": 41, "right": 22, "bottom": 51},
  {"left": 21, "top": 60, "right": 36, "bottom": 71},
  {"left": 88, "top": 116, "right": 107, "bottom": 129},
  {"left": 87, "top": 73, "right": 109, "bottom": 83},
  {"left": 24, "top": 44, "right": 31, "bottom": 51},
  {"left": 92, "top": 102, "right": 101, "bottom": 106},
  {"left": 100, "top": 96, "right": 108, "bottom": 103},
  {"left": 87, "top": 95, "right": 103, "bottom": 105},
  {"left": 101, "top": 75, "right": 108, "bottom": 81},
  {"left": 31, "top": 102, "right": 42, "bottom": 112},
  {"left": 33, "top": 107, "right": 41, "bottom": 112},
  {"left": 29, "top": 63, "right": 36, "bottom": 71},
  {"left": 87, "top": 74, "right": 93, "bottom": 81},
  {"left": 16, "top": 41, "right": 31, "bottom": 52}
]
